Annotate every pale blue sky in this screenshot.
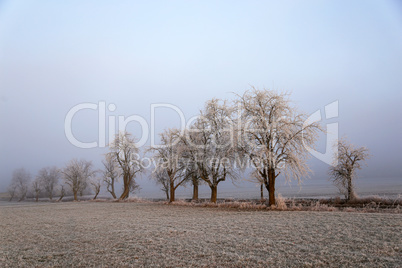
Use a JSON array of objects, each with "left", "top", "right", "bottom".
[{"left": 0, "top": 0, "right": 401, "bottom": 196}]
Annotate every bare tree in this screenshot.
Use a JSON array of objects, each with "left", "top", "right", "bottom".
[
  {"left": 236, "top": 88, "right": 321, "bottom": 206},
  {"left": 37, "top": 166, "right": 59, "bottom": 200},
  {"left": 108, "top": 131, "right": 142, "bottom": 200},
  {"left": 32, "top": 178, "right": 41, "bottom": 202},
  {"left": 179, "top": 135, "right": 202, "bottom": 201},
  {"left": 188, "top": 169, "right": 201, "bottom": 201},
  {"left": 8, "top": 168, "right": 31, "bottom": 201},
  {"left": 128, "top": 177, "right": 141, "bottom": 196},
  {"left": 102, "top": 154, "right": 119, "bottom": 199},
  {"left": 57, "top": 185, "right": 65, "bottom": 202},
  {"left": 153, "top": 168, "right": 170, "bottom": 200},
  {"left": 329, "top": 138, "right": 370, "bottom": 201},
  {"left": 7, "top": 184, "right": 17, "bottom": 202},
  {"left": 62, "top": 159, "right": 95, "bottom": 201},
  {"left": 90, "top": 177, "right": 102, "bottom": 200},
  {"left": 245, "top": 170, "right": 265, "bottom": 202},
  {"left": 182, "top": 99, "right": 239, "bottom": 203},
  {"left": 150, "top": 128, "right": 187, "bottom": 202}
]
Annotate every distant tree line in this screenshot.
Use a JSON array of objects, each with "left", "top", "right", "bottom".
[{"left": 7, "top": 88, "right": 370, "bottom": 205}]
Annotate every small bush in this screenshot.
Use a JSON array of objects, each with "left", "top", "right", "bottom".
[
  {"left": 275, "top": 194, "right": 287, "bottom": 210},
  {"left": 343, "top": 207, "right": 356, "bottom": 212},
  {"left": 311, "top": 201, "right": 338, "bottom": 212}
]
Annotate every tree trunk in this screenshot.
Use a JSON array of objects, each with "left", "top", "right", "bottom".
[
  {"left": 111, "top": 181, "right": 116, "bottom": 199},
  {"left": 93, "top": 191, "right": 99, "bottom": 200},
  {"left": 35, "top": 195, "right": 39, "bottom": 202},
  {"left": 18, "top": 193, "right": 26, "bottom": 202},
  {"left": 210, "top": 185, "right": 217, "bottom": 203},
  {"left": 73, "top": 191, "right": 78, "bottom": 201},
  {"left": 165, "top": 189, "right": 170, "bottom": 201},
  {"left": 192, "top": 177, "right": 199, "bottom": 201},
  {"left": 267, "top": 169, "right": 276, "bottom": 206},
  {"left": 119, "top": 178, "right": 130, "bottom": 200},
  {"left": 9, "top": 190, "right": 15, "bottom": 201},
  {"left": 347, "top": 177, "right": 354, "bottom": 201},
  {"left": 169, "top": 181, "right": 175, "bottom": 202},
  {"left": 58, "top": 187, "right": 65, "bottom": 202},
  {"left": 260, "top": 183, "right": 264, "bottom": 201}
]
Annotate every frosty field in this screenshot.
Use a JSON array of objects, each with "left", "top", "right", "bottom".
[{"left": 0, "top": 202, "right": 401, "bottom": 267}]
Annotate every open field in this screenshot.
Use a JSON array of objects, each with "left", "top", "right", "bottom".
[{"left": 0, "top": 202, "right": 401, "bottom": 267}]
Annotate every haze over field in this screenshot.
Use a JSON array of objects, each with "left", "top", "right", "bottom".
[{"left": 0, "top": 1, "right": 401, "bottom": 198}]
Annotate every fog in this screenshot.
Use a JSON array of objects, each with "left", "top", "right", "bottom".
[{"left": 0, "top": 0, "right": 401, "bottom": 197}]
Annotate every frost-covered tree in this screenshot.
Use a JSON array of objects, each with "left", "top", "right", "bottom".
[
  {"left": 32, "top": 177, "right": 41, "bottom": 202},
  {"left": 245, "top": 170, "right": 265, "bottom": 201},
  {"left": 62, "top": 159, "right": 95, "bottom": 201},
  {"left": 150, "top": 128, "right": 187, "bottom": 202},
  {"left": 57, "top": 184, "right": 66, "bottom": 202},
  {"left": 8, "top": 168, "right": 31, "bottom": 201},
  {"left": 128, "top": 177, "right": 141, "bottom": 196},
  {"left": 153, "top": 168, "right": 170, "bottom": 201},
  {"left": 89, "top": 177, "right": 102, "bottom": 200},
  {"left": 102, "top": 154, "right": 119, "bottom": 199},
  {"left": 178, "top": 129, "right": 202, "bottom": 201},
  {"left": 108, "top": 131, "right": 142, "bottom": 200},
  {"left": 236, "top": 88, "right": 321, "bottom": 206},
  {"left": 329, "top": 138, "right": 370, "bottom": 201},
  {"left": 183, "top": 99, "right": 239, "bottom": 203},
  {"left": 7, "top": 184, "right": 17, "bottom": 202},
  {"left": 186, "top": 164, "right": 201, "bottom": 201},
  {"left": 37, "top": 166, "right": 59, "bottom": 200}
]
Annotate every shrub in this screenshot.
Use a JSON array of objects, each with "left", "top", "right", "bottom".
[{"left": 275, "top": 194, "right": 287, "bottom": 210}]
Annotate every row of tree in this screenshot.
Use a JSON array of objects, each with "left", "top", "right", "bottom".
[
  {"left": 149, "top": 89, "right": 321, "bottom": 205},
  {"left": 8, "top": 88, "right": 369, "bottom": 205},
  {"left": 8, "top": 161, "right": 97, "bottom": 202}
]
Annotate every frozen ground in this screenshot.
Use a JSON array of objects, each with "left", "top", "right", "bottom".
[{"left": 0, "top": 202, "right": 401, "bottom": 267}]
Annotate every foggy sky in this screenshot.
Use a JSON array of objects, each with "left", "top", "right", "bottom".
[{"left": 0, "top": 0, "right": 401, "bottom": 196}]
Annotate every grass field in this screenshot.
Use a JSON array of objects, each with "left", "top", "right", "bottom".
[{"left": 0, "top": 201, "right": 401, "bottom": 267}]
